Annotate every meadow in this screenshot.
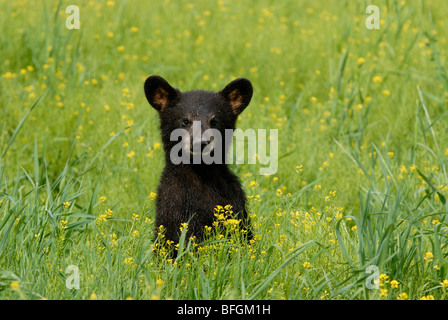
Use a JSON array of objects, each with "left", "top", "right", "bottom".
[{"left": 1, "top": 0, "right": 448, "bottom": 300}]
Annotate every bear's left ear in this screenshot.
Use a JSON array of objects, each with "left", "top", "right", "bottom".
[
  {"left": 144, "top": 75, "right": 179, "bottom": 112},
  {"left": 220, "top": 78, "right": 253, "bottom": 116}
]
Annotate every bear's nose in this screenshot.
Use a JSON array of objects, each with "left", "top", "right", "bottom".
[{"left": 191, "top": 138, "right": 209, "bottom": 152}]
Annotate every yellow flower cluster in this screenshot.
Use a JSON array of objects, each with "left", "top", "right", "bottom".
[{"left": 96, "top": 208, "right": 113, "bottom": 223}]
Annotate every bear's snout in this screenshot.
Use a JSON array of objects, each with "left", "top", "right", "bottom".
[{"left": 190, "top": 136, "right": 214, "bottom": 156}]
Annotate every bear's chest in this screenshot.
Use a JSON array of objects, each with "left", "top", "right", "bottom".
[{"left": 184, "top": 174, "right": 240, "bottom": 208}]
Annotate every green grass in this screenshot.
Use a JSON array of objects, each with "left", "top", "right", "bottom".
[{"left": 1, "top": 0, "right": 448, "bottom": 300}]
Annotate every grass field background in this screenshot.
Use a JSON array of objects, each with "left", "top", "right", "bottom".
[{"left": 1, "top": 0, "right": 448, "bottom": 300}]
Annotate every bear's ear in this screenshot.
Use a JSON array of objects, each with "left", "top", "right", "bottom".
[
  {"left": 220, "top": 78, "right": 253, "bottom": 116},
  {"left": 144, "top": 75, "right": 178, "bottom": 112}
]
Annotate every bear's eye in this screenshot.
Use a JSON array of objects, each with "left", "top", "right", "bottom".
[
  {"left": 182, "top": 119, "right": 190, "bottom": 126},
  {"left": 210, "top": 118, "right": 217, "bottom": 127}
]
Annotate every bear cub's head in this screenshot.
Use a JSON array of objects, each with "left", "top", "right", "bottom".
[{"left": 144, "top": 75, "right": 253, "bottom": 165}]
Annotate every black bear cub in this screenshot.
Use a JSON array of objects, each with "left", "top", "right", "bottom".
[{"left": 144, "top": 75, "right": 253, "bottom": 247}]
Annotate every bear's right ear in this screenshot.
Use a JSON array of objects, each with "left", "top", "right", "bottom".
[
  {"left": 144, "top": 75, "right": 178, "bottom": 112},
  {"left": 220, "top": 78, "right": 253, "bottom": 116}
]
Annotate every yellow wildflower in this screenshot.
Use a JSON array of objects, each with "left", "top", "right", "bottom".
[
  {"left": 373, "top": 75, "right": 383, "bottom": 84},
  {"left": 397, "top": 292, "right": 408, "bottom": 300},
  {"left": 390, "top": 280, "right": 399, "bottom": 289},
  {"left": 11, "top": 281, "right": 20, "bottom": 291},
  {"left": 60, "top": 220, "right": 68, "bottom": 230},
  {"left": 357, "top": 57, "right": 366, "bottom": 64},
  {"left": 424, "top": 252, "right": 434, "bottom": 261},
  {"left": 126, "top": 151, "right": 136, "bottom": 159},
  {"left": 153, "top": 142, "right": 161, "bottom": 150}
]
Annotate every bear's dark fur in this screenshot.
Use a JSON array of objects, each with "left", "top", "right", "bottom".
[{"left": 144, "top": 75, "right": 253, "bottom": 246}]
